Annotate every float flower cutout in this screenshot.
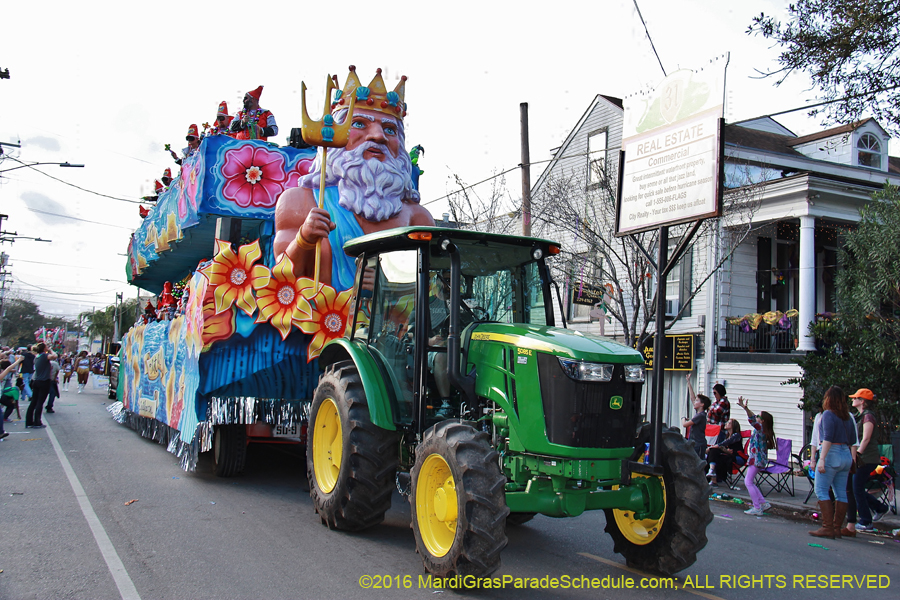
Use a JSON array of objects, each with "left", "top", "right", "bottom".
[
  {"left": 199, "top": 239, "right": 266, "bottom": 317},
  {"left": 296, "top": 284, "right": 353, "bottom": 361},
  {"left": 202, "top": 291, "right": 236, "bottom": 347},
  {"left": 221, "top": 144, "right": 286, "bottom": 208},
  {"left": 252, "top": 255, "right": 312, "bottom": 340}
]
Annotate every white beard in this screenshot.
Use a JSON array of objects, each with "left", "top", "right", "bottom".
[{"left": 299, "top": 141, "right": 420, "bottom": 222}]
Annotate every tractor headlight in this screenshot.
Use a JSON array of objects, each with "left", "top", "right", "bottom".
[
  {"left": 558, "top": 358, "right": 613, "bottom": 382},
  {"left": 624, "top": 364, "right": 645, "bottom": 382}
]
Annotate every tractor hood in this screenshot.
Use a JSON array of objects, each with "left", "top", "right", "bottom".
[{"left": 466, "top": 323, "right": 644, "bottom": 364}]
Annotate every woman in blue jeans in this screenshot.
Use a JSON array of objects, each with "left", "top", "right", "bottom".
[{"left": 810, "top": 386, "right": 856, "bottom": 539}]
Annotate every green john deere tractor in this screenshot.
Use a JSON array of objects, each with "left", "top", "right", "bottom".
[{"left": 307, "top": 226, "right": 712, "bottom": 577}]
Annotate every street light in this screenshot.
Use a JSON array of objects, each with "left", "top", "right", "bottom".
[
  {"left": 0, "top": 233, "right": 52, "bottom": 243},
  {"left": 0, "top": 161, "right": 85, "bottom": 174}
]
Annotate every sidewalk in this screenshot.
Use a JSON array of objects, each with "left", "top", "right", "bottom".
[{"left": 711, "top": 468, "right": 900, "bottom": 533}]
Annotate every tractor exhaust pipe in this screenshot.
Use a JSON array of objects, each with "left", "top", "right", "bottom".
[{"left": 442, "top": 239, "right": 475, "bottom": 405}]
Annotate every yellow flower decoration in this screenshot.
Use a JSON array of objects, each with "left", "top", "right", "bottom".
[
  {"left": 199, "top": 239, "right": 264, "bottom": 316},
  {"left": 252, "top": 254, "right": 312, "bottom": 340},
  {"left": 296, "top": 283, "right": 354, "bottom": 360}
]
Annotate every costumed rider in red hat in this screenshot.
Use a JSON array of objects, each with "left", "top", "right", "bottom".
[
  {"left": 211, "top": 101, "right": 234, "bottom": 136},
  {"left": 230, "top": 86, "right": 277, "bottom": 141},
  {"left": 175, "top": 124, "right": 201, "bottom": 165}
]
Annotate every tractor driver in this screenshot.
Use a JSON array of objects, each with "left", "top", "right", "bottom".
[{"left": 427, "top": 270, "right": 453, "bottom": 417}]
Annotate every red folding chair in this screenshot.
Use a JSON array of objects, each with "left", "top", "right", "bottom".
[{"left": 727, "top": 430, "right": 752, "bottom": 490}]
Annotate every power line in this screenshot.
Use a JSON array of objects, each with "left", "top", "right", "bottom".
[
  {"left": 13, "top": 277, "right": 121, "bottom": 296},
  {"left": 633, "top": 0, "right": 666, "bottom": 77},
  {"left": 6, "top": 258, "right": 108, "bottom": 271},
  {"left": 26, "top": 208, "right": 135, "bottom": 230},
  {"left": 2, "top": 156, "right": 143, "bottom": 203}
]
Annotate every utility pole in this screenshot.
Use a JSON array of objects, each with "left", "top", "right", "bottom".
[
  {"left": 113, "top": 292, "right": 123, "bottom": 343},
  {"left": 520, "top": 103, "right": 532, "bottom": 237},
  {"left": 0, "top": 249, "right": 10, "bottom": 341}
]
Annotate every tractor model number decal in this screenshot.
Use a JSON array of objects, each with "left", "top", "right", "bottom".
[
  {"left": 610, "top": 395, "right": 624, "bottom": 410},
  {"left": 469, "top": 332, "right": 555, "bottom": 353}
]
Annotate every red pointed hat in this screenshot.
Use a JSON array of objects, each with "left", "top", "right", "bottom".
[
  {"left": 247, "top": 86, "right": 263, "bottom": 100},
  {"left": 186, "top": 124, "right": 199, "bottom": 140},
  {"left": 154, "top": 180, "right": 164, "bottom": 193},
  {"left": 163, "top": 168, "right": 172, "bottom": 179},
  {"left": 217, "top": 101, "right": 228, "bottom": 116}
]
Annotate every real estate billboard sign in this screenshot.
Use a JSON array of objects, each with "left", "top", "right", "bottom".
[{"left": 616, "top": 56, "right": 727, "bottom": 235}]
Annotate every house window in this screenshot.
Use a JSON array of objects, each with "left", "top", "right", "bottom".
[
  {"left": 857, "top": 133, "right": 882, "bottom": 169},
  {"left": 648, "top": 240, "right": 693, "bottom": 318},
  {"left": 588, "top": 130, "right": 608, "bottom": 186}
]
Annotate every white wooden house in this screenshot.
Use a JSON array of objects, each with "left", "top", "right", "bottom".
[{"left": 532, "top": 95, "right": 900, "bottom": 452}]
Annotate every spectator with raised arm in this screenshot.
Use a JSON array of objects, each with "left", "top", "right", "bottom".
[{"left": 736, "top": 396, "right": 776, "bottom": 516}]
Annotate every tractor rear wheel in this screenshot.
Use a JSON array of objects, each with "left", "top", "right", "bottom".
[
  {"left": 604, "top": 429, "right": 712, "bottom": 575},
  {"left": 410, "top": 420, "right": 509, "bottom": 578},
  {"left": 212, "top": 424, "right": 247, "bottom": 477},
  {"left": 307, "top": 361, "right": 398, "bottom": 531}
]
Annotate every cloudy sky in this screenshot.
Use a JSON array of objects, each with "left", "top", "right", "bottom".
[{"left": 0, "top": 0, "right": 852, "bottom": 319}]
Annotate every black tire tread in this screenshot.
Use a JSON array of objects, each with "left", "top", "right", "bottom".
[
  {"left": 307, "top": 361, "right": 398, "bottom": 532},
  {"left": 411, "top": 420, "right": 510, "bottom": 578},
  {"left": 604, "top": 429, "right": 713, "bottom": 575},
  {"left": 213, "top": 424, "right": 247, "bottom": 477}
]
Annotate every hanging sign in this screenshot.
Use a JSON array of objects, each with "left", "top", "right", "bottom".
[{"left": 639, "top": 334, "right": 694, "bottom": 371}]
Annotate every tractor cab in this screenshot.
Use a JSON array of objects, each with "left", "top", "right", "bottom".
[{"left": 324, "top": 226, "right": 558, "bottom": 434}]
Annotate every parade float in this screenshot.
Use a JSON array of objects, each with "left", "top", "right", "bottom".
[
  {"left": 111, "top": 133, "right": 329, "bottom": 475},
  {"left": 111, "top": 67, "right": 424, "bottom": 476}
]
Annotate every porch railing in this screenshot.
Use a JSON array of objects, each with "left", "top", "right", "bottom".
[{"left": 720, "top": 316, "right": 798, "bottom": 353}]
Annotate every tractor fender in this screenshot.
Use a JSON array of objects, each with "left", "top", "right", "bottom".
[{"left": 318, "top": 339, "right": 397, "bottom": 431}]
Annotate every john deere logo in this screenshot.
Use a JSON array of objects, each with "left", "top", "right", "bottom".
[{"left": 610, "top": 396, "right": 624, "bottom": 410}]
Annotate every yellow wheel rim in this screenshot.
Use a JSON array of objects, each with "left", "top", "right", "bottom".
[
  {"left": 612, "top": 474, "right": 666, "bottom": 545},
  {"left": 312, "top": 397, "right": 342, "bottom": 494},
  {"left": 416, "top": 454, "right": 458, "bottom": 557}
]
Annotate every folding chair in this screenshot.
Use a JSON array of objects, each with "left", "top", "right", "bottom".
[
  {"left": 705, "top": 423, "right": 721, "bottom": 447},
  {"left": 794, "top": 443, "right": 816, "bottom": 504},
  {"left": 863, "top": 445, "right": 897, "bottom": 516},
  {"left": 758, "top": 437, "right": 794, "bottom": 497},
  {"left": 726, "top": 430, "right": 752, "bottom": 490}
]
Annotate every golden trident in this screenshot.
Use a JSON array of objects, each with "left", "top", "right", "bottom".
[{"left": 300, "top": 74, "right": 357, "bottom": 289}]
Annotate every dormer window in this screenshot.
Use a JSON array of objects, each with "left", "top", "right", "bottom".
[{"left": 857, "top": 133, "right": 882, "bottom": 169}]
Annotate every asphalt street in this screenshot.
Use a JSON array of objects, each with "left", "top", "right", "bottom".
[{"left": 1, "top": 382, "right": 897, "bottom": 600}]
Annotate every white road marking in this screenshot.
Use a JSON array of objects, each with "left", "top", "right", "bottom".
[{"left": 45, "top": 424, "right": 142, "bottom": 600}]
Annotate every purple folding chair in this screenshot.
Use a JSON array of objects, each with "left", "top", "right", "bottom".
[{"left": 758, "top": 437, "right": 794, "bottom": 497}]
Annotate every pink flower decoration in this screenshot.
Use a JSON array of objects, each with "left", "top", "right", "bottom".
[{"left": 221, "top": 144, "right": 287, "bottom": 208}]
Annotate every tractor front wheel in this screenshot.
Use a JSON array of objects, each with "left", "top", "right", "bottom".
[
  {"left": 604, "top": 429, "right": 712, "bottom": 575},
  {"left": 307, "top": 361, "right": 398, "bottom": 531},
  {"left": 410, "top": 420, "right": 509, "bottom": 578}
]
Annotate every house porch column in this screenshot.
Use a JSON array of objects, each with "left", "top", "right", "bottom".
[{"left": 798, "top": 215, "right": 816, "bottom": 352}]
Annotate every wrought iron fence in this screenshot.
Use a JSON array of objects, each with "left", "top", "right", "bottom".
[{"left": 720, "top": 317, "right": 798, "bottom": 353}]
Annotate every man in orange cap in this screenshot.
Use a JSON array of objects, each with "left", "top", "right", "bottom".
[
  {"left": 211, "top": 101, "right": 234, "bottom": 136},
  {"left": 849, "top": 388, "right": 889, "bottom": 530},
  {"left": 230, "top": 86, "right": 277, "bottom": 141}
]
